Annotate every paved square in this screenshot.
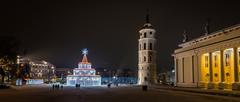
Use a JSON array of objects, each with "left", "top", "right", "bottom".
[{"left": 0, "top": 86, "right": 239, "bottom": 102}]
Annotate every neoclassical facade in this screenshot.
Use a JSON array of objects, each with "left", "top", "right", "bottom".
[
  {"left": 173, "top": 24, "right": 240, "bottom": 90},
  {"left": 138, "top": 15, "right": 157, "bottom": 85}
]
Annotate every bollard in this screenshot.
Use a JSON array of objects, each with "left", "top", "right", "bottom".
[
  {"left": 107, "top": 83, "right": 111, "bottom": 88},
  {"left": 142, "top": 85, "right": 148, "bottom": 91}
]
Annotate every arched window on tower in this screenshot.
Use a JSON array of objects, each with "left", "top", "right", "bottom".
[
  {"left": 144, "top": 33, "right": 146, "bottom": 38},
  {"left": 144, "top": 56, "right": 146, "bottom": 62},
  {"left": 144, "top": 77, "right": 147, "bottom": 81},
  {"left": 149, "top": 55, "right": 152, "bottom": 62},
  {"left": 150, "top": 43, "right": 152, "bottom": 50},
  {"left": 144, "top": 43, "right": 146, "bottom": 50}
]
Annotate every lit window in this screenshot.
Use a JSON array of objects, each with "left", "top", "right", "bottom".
[
  {"left": 214, "top": 55, "right": 218, "bottom": 67},
  {"left": 205, "top": 56, "right": 209, "bottom": 67},
  {"left": 225, "top": 54, "right": 230, "bottom": 66}
]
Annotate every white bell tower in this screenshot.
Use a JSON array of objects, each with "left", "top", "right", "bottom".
[{"left": 138, "top": 12, "right": 157, "bottom": 85}]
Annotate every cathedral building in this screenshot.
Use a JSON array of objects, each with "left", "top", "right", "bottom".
[
  {"left": 138, "top": 14, "right": 157, "bottom": 85},
  {"left": 173, "top": 24, "right": 240, "bottom": 90}
]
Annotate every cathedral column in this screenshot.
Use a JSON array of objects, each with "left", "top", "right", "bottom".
[
  {"left": 208, "top": 52, "right": 213, "bottom": 88},
  {"left": 197, "top": 53, "right": 202, "bottom": 87},
  {"left": 232, "top": 47, "right": 240, "bottom": 90},
  {"left": 234, "top": 47, "right": 239, "bottom": 82},
  {"left": 219, "top": 50, "right": 225, "bottom": 89},
  {"left": 174, "top": 58, "right": 178, "bottom": 86},
  {"left": 209, "top": 52, "right": 213, "bottom": 82}
]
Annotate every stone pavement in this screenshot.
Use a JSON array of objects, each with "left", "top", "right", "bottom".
[
  {"left": 4, "top": 84, "right": 240, "bottom": 98},
  {"left": 150, "top": 85, "right": 240, "bottom": 97}
]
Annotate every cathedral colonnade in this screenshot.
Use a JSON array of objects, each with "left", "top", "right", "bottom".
[{"left": 173, "top": 24, "right": 240, "bottom": 90}]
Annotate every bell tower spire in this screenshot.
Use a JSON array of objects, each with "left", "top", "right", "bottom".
[
  {"left": 146, "top": 9, "right": 149, "bottom": 23},
  {"left": 138, "top": 10, "right": 157, "bottom": 85}
]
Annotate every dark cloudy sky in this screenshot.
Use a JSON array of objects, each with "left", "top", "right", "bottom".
[{"left": 1, "top": 0, "right": 239, "bottom": 72}]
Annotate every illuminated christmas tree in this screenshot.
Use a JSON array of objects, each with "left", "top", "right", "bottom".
[{"left": 67, "top": 48, "right": 101, "bottom": 86}]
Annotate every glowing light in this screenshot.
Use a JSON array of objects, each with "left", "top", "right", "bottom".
[{"left": 82, "top": 48, "right": 88, "bottom": 55}]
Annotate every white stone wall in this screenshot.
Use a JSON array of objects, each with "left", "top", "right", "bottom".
[{"left": 138, "top": 26, "right": 157, "bottom": 85}]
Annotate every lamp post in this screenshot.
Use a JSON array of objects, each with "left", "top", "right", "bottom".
[{"left": 16, "top": 56, "right": 23, "bottom": 86}]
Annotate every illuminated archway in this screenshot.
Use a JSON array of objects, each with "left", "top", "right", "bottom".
[
  {"left": 212, "top": 51, "right": 221, "bottom": 84},
  {"left": 223, "top": 48, "right": 234, "bottom": 86},
  {"left": 201, "top": 53, "right": 210, "bottom": 85}
]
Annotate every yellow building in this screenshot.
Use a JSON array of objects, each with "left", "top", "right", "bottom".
[{"left": 173, "top": 24, "right": 240, "bottom": 90}]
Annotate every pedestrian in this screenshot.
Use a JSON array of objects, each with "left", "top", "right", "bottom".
[
  {"left": 107, "top": 83, "right": 111, "bottom": 88},
  {"left": 60, "top": 85, "right": 63, "bottom": 89},
  {"left": 52, "top": 84, "right": 55, "bottom": 90},
  {"left": 57, "top": 84, "right": 59, "bottom": 89}
]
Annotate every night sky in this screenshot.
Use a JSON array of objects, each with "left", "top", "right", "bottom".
[{"left": 1, "top": 0, "right": 240, "bottom": 72}]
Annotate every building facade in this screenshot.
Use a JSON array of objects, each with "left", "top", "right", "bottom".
[
  {"left": 17, "top": 56, "right": 56, "bottom": 84},
  {"left": 173, "top": 24, "right": 240, "bottom": 90},
  {"left": 29, "top": 60, "right": 55, "bottom": 82},
  {"left": 67, "top": 48, "right": 101, "bottom": 86},
  {"left": 55, "top": 68, "right": 72, "bottom": 78},
  {"left": 138, "top": 14, "right": 157, "bottom": 85}
]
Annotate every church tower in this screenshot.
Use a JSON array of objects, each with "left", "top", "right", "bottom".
[{"left": 138, "top": 12, "right": 157, "bottom": 85}]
